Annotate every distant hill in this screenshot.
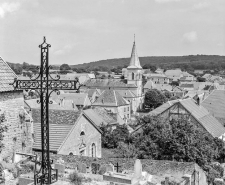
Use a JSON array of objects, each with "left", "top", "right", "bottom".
[{"left": 71, "top": 55, "right": 225, "bottom": 69}]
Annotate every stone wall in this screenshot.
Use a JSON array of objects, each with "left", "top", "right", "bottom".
[{"left": 0, "top": 91, "right": 33, "bottom": 160}]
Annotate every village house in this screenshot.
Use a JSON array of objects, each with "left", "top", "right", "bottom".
[
  {"left": 83, "top": 41, "right": 144, "bottom": 113},
  {"left": 165, "top": 69, "right": 183, "bottom": 82},
  {"left": 32, "top": 106, "right": 103, "bottom": 157},
  {"left": 83, "top": 89, "right": 102, "bottom": 103},
  {"left": 92, "top": 89, "right": 130, "bottom": 124},
  {"left": 52, "top": 92, "right": 92, "bottom": 110},
  {"left": 201, "top": 90, "right": 225, "bottom": 126},
  {"left": 0, "top": 57, "right": 33, "bottom": 159},
  {"left": 142, "top": 98, "right": 225, "bottom": 138},
  {"left": 145, "top": 73, "right": 169, "bottom": 84}
]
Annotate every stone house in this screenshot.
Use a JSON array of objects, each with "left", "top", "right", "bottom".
[
  {"left": 52, "top": 92, "right": 91, "bottom": 110},
  {"left": 0, "top": 57, "right": 33, "bottom": 159},
  {"left": 145, "top": 73, "right": 169, "bottom": 84},
  {"left": 92, "top": 89, "right": 131, "bottom": 124},
  {"left": 141, "top": 98, "right": 225, "bottom": 138},
  {"left": 83, "top": 89, "right": 101, "bottom": 103},
  {"left": 32, "top": 108, "right": 103, "bottom": 158}
]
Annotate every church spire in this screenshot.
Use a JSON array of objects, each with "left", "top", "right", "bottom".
[{"left": 127, "top": 36, "right": 142, "bottom": 69}]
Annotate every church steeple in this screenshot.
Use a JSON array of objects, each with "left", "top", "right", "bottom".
[{"left": 127, "top": 36, "right": 142, "bottom": 69}]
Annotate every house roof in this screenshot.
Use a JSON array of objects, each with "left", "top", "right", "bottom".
[
  {"left": 92, "top": 107, "right": 117, "bottom": 125},
  {"left": 155, "top": 84, "right": 173, "bottom": 91},
  {"left": 84, "top": 79, "right": 137, "bottom": 88},
  {"left": 127, "top": 41, "right": 142, "bottom": 69},
  {"left": 52, "top": 93, "right": 89, "bottom": 106},
  {"left": 165, "top": 69, "right": 182, "bottom": 77},
  {"left": 144, "top": 80, "right": 155, "bottom": 89},
  {"left": 0, "top": 57, "right": 17, "bottom": 92},
  {"left": 84, "top": 89, "right": 100, "bottom": 98},
  {"left": 33, "top": 123, "right": 73, "bottom": 152},
  {"left": 116, "top": 89, "right": 136, "bottom": 98},
  {"left": 148, "top": 74, "right": 167, "bottom": 78},
  {"left": 33, "top": 109, "right": 103, "bottom": 152},
  {"left": 148, "top": 98, "right": 225, "bottom": 138},
  {"left": 201, "top": 90, "right": 225, "bottom": 120},
  {"left": 92, "top": 89, "right": 129, "bottom": 107},
  {"left": 180, "top": 84, "right": 194, "bottom": 88},
  {"left": 25, "top": 98, "right": 78, "bottom": 111}
]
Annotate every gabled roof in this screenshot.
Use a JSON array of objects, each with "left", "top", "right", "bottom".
[
  {"left": 84, "top": 79, "right": 137, "bottom": 88},
  {"left": 92, "top": 107, "right": 117, "bottom": 125},
  {"left": 116, "top": 89, "right": 136, "bottom": 98},
  {"left": 165, "top": 69, "right": 182, "bottom": 77},
  {"left": 33, "top": 109, "right": 103, "bottom": 152},
  {"left": 84, "top": 89, "right": 101, "bottom": 98},
  {"left": 180, "top": 84, "right": 194, "bottom": 88},
  {"left": 92, "top": 89, "right": 129, "bottom": 107},
  {"left": 127, "top": 41, "right": 142, "bottom": 69},
  {"left": 148, "top": 98, "right": 225, "bottom": 138},
  {"left": 201, "top": 90, "right": 225, "bottom": 120},
  {"left": 144, "top": 80, "right": 155, "bottom": 89},
  {"left": 155, "top": 84, "right": 173, "bottom": 91},
  {"left": 0, "top": 57, "right": 17, "bottom": 92},
  {"left": 52, "top": 93, "right": 89, "bottom": 106},
  {"left": 33, "top": 123, "right": 73, "bottom": 152}
]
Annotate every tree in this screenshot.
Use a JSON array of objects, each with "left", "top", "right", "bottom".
[
  {"left": 144, "top": 89, "right": 167, "bottom": 109},
  {"left": 100, "top": 124, "right": 130, "bottom": 149},
  {"left": 0, "top": 113, "right": 7, "bottom": 154},
  {"left": 131, "top": 116, "right": 224, "bottom": 168},
  {"left": 142, "top": 64, "right": 156, "bottom": 72},
  {"left": 60, "top": 64, "right": 71, "bottom": 71}
]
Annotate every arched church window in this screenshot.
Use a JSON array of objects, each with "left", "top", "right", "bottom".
[
  {"left": 69, "top": 152, "right": 73, "bottom": 156},
  {"left": 91, "top": 143, "right": 96, "bottom": 157},
  {"left": 132, "top": 72, "right": 134, "bottom": 80},
  {"left": 80, "top": 131, "right": 85, "bottom": 136}
]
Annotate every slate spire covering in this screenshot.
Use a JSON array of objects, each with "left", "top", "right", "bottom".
[{"left": 127, "top": 39, "right": 142, "bottom": 69}]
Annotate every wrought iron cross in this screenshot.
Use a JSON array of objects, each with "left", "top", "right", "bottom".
[{"left": 11, "top": 37, "right": 82, "bottom": 185}]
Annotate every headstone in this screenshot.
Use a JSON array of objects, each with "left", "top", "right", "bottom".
[
  {"left": 91, "top": 163, "right": 100, "bottom": 174},
  {"left": 54, "top": 163, "right": 65, "bottom": 175},
  {"left": 105, "top": 163, "right": 114, "bottom": 172},
  {"left": 133, "top": 159, "right": 142, "bottom": 180},
  {"left": 77, "top": 163, "right": 87, "bottom": 173},
  {"left": 99, "top": 166, "right": 107, "bottom": 175}
]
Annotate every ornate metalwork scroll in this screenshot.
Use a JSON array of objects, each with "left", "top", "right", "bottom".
[{"left": 11, "top": 37, "right": 82, "bottom": 185}]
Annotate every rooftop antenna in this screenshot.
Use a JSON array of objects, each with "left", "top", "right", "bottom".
[{"left": 134, "top": 34, "right": 135, "bottom": 43}]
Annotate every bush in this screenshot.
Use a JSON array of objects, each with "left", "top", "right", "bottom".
[{"left": 68, "top": 171, "right": 83, "bottom": 185}]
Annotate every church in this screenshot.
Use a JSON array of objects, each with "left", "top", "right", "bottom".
[{"left": 84, "top": 41, "right": 144, "bottom": 113}]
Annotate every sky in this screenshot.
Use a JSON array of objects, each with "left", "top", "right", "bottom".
[{"left": 0, "top": 0, "right": 225, "bottom": 65}]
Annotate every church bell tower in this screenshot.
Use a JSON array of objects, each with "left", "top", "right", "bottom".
[{"left": 127, "top": 38, "right": 143, "bottom": 96}]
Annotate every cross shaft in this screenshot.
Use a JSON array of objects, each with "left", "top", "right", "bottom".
[{"left": 11, "top": 37, "right": 82, "bottom": 185}]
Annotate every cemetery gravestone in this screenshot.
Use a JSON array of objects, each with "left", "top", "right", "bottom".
[
  {"left": 105, "top": 163, "right": 114, "bottom": 172},
  {"left": 133, "top": 159, "right": 142, "bottom": 180},
  {"left": 77, "top": 163, "right": 87, "bottom": 173},
  {"left": 91, "top": 163, "right": 100, "bottom": 174},
  {"left": 54, "top": 163, "right": 65, "bottom": 175}
]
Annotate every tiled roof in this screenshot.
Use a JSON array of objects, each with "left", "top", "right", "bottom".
[
  {"left": 92, "top": 107, "right": 117, "bottom": 125},
  {"left": 180, "top": 84, "right": 194, "bottom": 88},
  {"left": 52, "top": 93, "right": 89, "bottom": 106},
  {"left": 92, "top": 89, "right": 129, "bottom": 107},
  {"left": 201, "top": 90, "right": 225, "bottom": 120},
  {"left": 147, "top": 98, "right": 225, "bottom": 138},
  {"left": 0, "top": 57, "right": 17, "bottom": 92},
  {"left": 83, "top": 109, "right": 105, "bottom": 131},
  {"left": 116, "top": 89, "right": 136, "bottom": 98},
  {"left": 33, "top": 123, "right": 73, "bottom": 152},
  {"left": 165, "top": 69, "right": 182, "bottom": 77},
  {"left": 144, "top": 80, "right": 155, "bottom": 89},
  {"left": 84, "top": 79, "right": 137, "bottom": 88},
  {"left": 32, "top": 109, "right": 82, "bottom": 125},
  {"left": 155, "top": 84, "right": 173, "bottom": 91}
]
